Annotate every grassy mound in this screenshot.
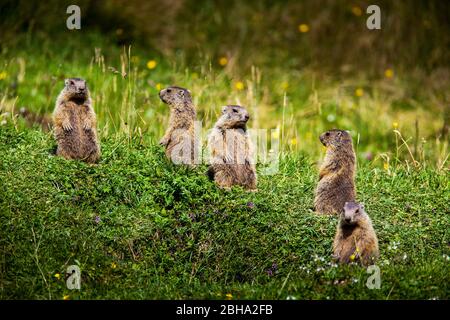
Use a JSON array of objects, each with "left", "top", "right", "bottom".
[{"left": 0, "top": 125, "right": 448, "bottom": 299}]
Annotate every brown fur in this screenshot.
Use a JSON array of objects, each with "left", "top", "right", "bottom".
[
  {"left": 333, "top": 202, "right": 379, "bottom": 266},
  {"left": 208, "top": 105, "right": 257, "bottom": 191},
  {"left": 53, "top": 78, "right": 100, "bottom": 163},
  {"left": 314, "top": 129, "right": 356, "bottom": 214},
  {"left": 159, "top": 86, "right": 198, "bottom": 165}
]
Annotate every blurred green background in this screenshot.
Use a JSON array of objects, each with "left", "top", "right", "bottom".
[{"left": 0, "top": 0, "right": 449, "bottom": 168}]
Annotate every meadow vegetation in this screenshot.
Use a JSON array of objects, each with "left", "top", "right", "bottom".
[
  {"left": 0, "top": 124, "right": 448, "bottom": 299},
  {"left": 0, "top": 0, "right": 448, "bottom": 299}
]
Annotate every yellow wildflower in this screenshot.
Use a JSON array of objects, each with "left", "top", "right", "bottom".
[
  {"left": 155, "top": 83, "right": 162, "bottom": 91},
  {"left": 63, "top": 295, "right": 70, "bottom": 300},
  {"left": 385, "top": 69, "right": 394, "bottom": 78},
  {"left": 54, "top": 273, "right": 61, "bottom": 280},
  {"left": 383, "top": 162, "right": 389, "bottom": 171},
  {"left": 355, "top": 88, "right": 364, "bottom": 97},
  {"left": 271, "top": 130, "right": 280, "bottom": 139},
  {"left": 0, "top": 71, "right": 7, "bottom": 80},
  {"left": 111, "top": 262, "right": 117, "bottom": 269},
  {"left": 234, "top": 81, "right": 244, "bottom": 91},
  {"left": 219, "top": 57, "right": 228, "bottom": 66},
  {"left": 350, "top": 254, "right": 356, "bottom": 261},
  {"left": 298, "top": 24, "right": 310, "bottom": 33},
  {"left": 290, "top": 138, "right": 297, "bottom": 146},
  {"left": 146, "top": 60, "right": 157, "bottom": 70},
  {"left": 392, "top": 122, "right": 398, "bottom": 129},
  {"left": 351, "top": 6, "right": 363, "bottom": 16},
  {"left": 281, "top": 81, "right": 289, "bottom": 90},
  {"left": 225, "top": 293, "right": 233, "bottom": 299}
]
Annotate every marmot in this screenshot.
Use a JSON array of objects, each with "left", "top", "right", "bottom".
[
  {"left": 53, "top": 78, "right": 100, "bottom": 163},
  {"left": 207, "top": 105, "right": 257, "bottom": 191},
  {"left": 314, "top": 129, "right": 356, "bottom": 214},
  {"left": 333, "top": 202, "right": 379, "bottom": 266},
  {"left": 159, "top": 86, "right": 198, "bottom": 165}
]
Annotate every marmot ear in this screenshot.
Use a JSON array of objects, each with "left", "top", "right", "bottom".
[
  {"left": 64, "top": 79, "right": 69, "bottom": 86},
  {"left": 360, "top": 203, "right": 365, "bottom": 209},
  {"left": 221, "top": 106, "right": 228, "bottom": 114}
]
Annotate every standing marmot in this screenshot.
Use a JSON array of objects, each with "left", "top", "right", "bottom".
[
  {"left": 314, "top": 129, "right": 356, "bottom": 214},
  {"left": 53, "top": 78, "right": 100, "bottom": 163},
  {"left": 333, "top": 202, "right": 379, "bottom": 266},
  {"left": 207, "top": 105, "right": 257, "bottom": 191},
  {"left": 159, "top": 86, "right": 198, "bottom": 165}
]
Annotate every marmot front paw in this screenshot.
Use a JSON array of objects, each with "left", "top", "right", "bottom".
[
  {"left": 159, "top": 137, "right": 169, "bottom": 146},
  {"left": 83, "top": 122, "right": 92, "bottom": 131},
  {"left": 62, "top": 122, "right": 73, "bottom": 131}
]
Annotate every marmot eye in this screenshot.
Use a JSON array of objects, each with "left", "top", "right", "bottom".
[
  {"left": 325, "top": 132, "right": 330, "bottom": 136},
  {"left": 355, "top": 209, "right": 359, "bottom": 214},
  {"left": 232, "top": 108, "right": 238, "bottom": 113},
  {"left": 70, "top": 81, "right": 75, "bottom": 85},
  {"left": 166, "top": 88, "right": 172, "bottom": 93}
]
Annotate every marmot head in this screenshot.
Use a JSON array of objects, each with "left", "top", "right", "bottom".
[
  {"left": 159, "top": 86, "right": 192, "bottom": 107},
  {"left": 63, "top": 78, "right": 89, "bottom": 101},
  {"left": 341, "top": 202, "right": 366, "bottom": 226},
  {"left": 216, "top": 105, "right": 250, "bottom": 129},
  {"left": 319, "top": 129, "right": 352, "bottom": 148}
]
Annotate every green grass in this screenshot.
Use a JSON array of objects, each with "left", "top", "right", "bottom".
[
  {"left": 0, "top": 2, "right": 449, "bottom": 299},
  {"left": 0, "top": 124, "right": 448, "bottom": 299},
  {"left": 0, "top": 32, "right": 448, "bottom": 169}
]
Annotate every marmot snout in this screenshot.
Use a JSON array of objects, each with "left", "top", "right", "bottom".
[
  {"left": 159, "top": 86, "right": 192, "bottom": 107},
  {"left": 319, "top": 129, "right": 353, "bottom": 147},
  {"left": 215, "top": 105, "right": 250, "bottom": 129},
  {"left": 341, "top": 201, "right": 365, "bottom": 225},
  {"left": 64, "top": 78, "right": 89, "bottom": 102}
]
